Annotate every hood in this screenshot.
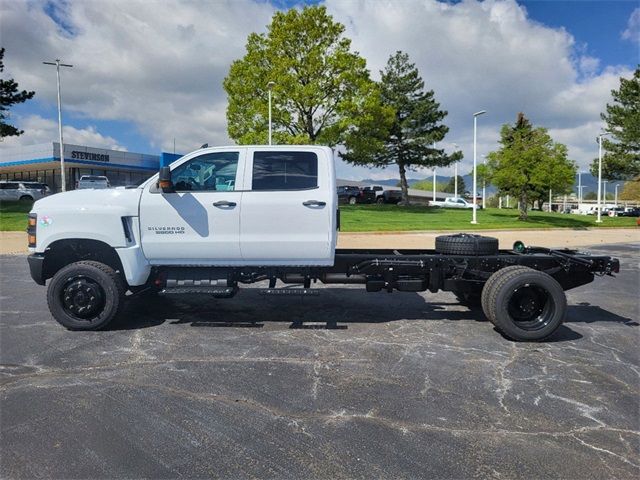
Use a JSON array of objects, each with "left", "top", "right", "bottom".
[{"left": 32, "top": 187, "right": 143, "bottom": 217}]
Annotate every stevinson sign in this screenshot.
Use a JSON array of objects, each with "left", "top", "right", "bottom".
[{"left": 71, "top": 150, "right": 110, "bottom": 162}]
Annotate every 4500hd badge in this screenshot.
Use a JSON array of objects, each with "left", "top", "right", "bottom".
[{"left": 148, "top": 226, "right": 186, "bottom": 235}]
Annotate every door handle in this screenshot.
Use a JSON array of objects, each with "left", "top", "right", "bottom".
[
  {"left": 303, "top": 200, "right": 326, "bottom": 207},
  {"left": 213, "top": 200, "right": 237, "bottom": 207}
]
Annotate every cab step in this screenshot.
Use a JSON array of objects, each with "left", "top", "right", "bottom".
[
  {"left": 259, "top": 288, "right": 319, "bottom": 296},
  {"left": 160, "top": 286, "right": 237, "bottom": 298}
]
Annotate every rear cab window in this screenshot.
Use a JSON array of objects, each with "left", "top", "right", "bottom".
[{"left": 250, "top": 151, "right": 318, "bottom": 191}]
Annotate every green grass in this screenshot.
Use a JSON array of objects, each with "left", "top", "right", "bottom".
[
  {"left": 0, "top": 201, "right": 32, "bottom": 232},
  {"left": 1, "top": 200, "right": 636, "bottom": 233},
  {"left": 339, "top": 204, "right": 638, "bottom": 232}
]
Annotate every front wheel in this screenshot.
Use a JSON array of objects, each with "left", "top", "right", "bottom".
[
  {"left": 47, "top": 261, "right": 126, "bottom": 330},
  {"left": 484, "top": 267, "right": 567, "bottom": 341},
  {"left": 348, "top": 196, "right": 357, "bottom": 205}
]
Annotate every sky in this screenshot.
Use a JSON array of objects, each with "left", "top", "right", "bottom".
[{"left": 0, "top": 0, "right": 638, "bottom": 181}]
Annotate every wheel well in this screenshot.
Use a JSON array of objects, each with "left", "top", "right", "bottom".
[{"left": 43, "top": 239, "right": 125, "bottom": 283}]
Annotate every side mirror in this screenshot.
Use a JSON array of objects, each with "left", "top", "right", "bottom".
[{"left": 158, "top": 166, "right": 174, "bottom": 193}]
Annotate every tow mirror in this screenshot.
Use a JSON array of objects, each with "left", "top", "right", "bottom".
[{"left": 158, "top": 166, "right": 174, "bottom": 193}]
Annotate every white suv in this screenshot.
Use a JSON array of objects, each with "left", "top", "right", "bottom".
[{"left": 0, "top": 181, "right": 49, "bottom": 202}]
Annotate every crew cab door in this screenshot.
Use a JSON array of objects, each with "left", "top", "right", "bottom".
[
  {"left": 239, "top": 148, "right": 336, "bottom": 265},
  {"left": 139, "top": 150, "right": 245, "bottom": 264}
]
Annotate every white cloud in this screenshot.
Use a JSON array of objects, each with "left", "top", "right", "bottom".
[
  {"left": 0, "top": 115, "right": 125, "bottom": 151},
  {"left": 0, "top": 0, "right": 634, "bottom": 178},
  {"left": 622, "top": 7, "right": 640, "bottom": 43}
]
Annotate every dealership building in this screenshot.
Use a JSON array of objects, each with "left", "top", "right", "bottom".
[{"left": 0, "top": 142, "right": 181, "bottom": 191}]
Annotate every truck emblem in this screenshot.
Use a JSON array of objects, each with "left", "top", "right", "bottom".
[
  {"left": 40, "top": 215, "right": 53, "bottom": 227},
  {"left": 148, "top": 226, "right": 185, "bottom": 235}
]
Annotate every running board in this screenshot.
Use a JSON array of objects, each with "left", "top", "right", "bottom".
[{"left": 160, "top": 286, "right": 237, "bottom": 298}]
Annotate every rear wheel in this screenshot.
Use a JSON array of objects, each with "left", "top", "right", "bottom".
[
  {"left": 481, "top": 265, "right": 531, "bottom": 321},
  {"left": 376, "top": 196, "right": 384, "bottom": 204},
  {"left": 348, "top": 196, "right": 357, "bottom": 205},
  {"left": 47, "top": 261, "right": 126, "bottom": 330},
  {"left": 19, "top": 195, "right": 33, "bottom": 202},
  {"left": 485, "top": 267, "right": 567, "bottom": 341}
]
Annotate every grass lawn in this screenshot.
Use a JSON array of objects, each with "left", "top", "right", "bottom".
[
  {"left": 0, "top": 201, "right": 32, "bottom": 232},
  {"left": 1, "top": 200, "right": 637, "bottom": 233},
  {"left": 339, "top": 204, "right": 638, "bottom": 232}
]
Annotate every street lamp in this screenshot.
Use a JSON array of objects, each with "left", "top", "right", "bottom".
[
  {"left": 267, "top": 81, "right": 275, "bottom": 145},
  {"left": 596, "top": 132, "right": 610, "bottom": 223},
  {"left": 471, "top": 110, "right": 486, "bottom": 224},
  {"left": 615, "top": 184, "right": 621, "bottom": 207},
  {"left": 482, "top": 154, "right": 486, "bottom": 210},
  {"left": 577, "top": 171, "right": 582, "bottom": 204},
  {"left": 43, "top": 59, "right": 73, "bottom": 191},
  {"left": 452, "top": 143, "right": 459, "bottom": 199}
]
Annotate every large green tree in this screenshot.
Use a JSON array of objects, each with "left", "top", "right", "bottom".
[
  {"left": 223, "top": 6, "right": 391, "bottom": 147},
  {"left": 589, "top": 67, "right": 640, "bottom": 180},
  {"left": 443, "top": 175, "right": 466, "bottom": 194},
  {"left": 1, "top": 48, "right": 35, "bottom": 138},
  {"left": 341, "top": 51, "right": 461, "bottom": 204},
  {"left": 486, "top": 113, "right": 576, "bottom": 220}
]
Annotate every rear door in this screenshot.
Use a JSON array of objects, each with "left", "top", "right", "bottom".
[
  {"left": 239, "top": 148, "right": 335, "bottom": 265},
  {"left": 139, "top": 149, "right": 245, "bottom": 264}
]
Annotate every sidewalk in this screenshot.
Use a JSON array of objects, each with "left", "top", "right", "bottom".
[{"left": 1, "top": 228, "right": 638, "bottom": 255}]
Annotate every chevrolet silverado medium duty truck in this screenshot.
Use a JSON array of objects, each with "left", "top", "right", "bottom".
[{"left": 26, "top": 145, "right": 619, "bottom": 341}]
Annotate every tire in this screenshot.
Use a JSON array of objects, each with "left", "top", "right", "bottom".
[
  {"left": 435, "top": 233, "right": 499, "bottom": 256},
  {"left": 348, "top": 196, "right": 357, "bottom": 205},
  {"left": 481, "top": 265, "right": 531, "bottom": 322},
  {"left": 376, "top": 197, "right": 384, "bottom": 204},
  {"left": 19, "top": 195, "right": 34, "bottom": 202},
  {"left": 485, "top": 267, "right": 567, "bottom": 341},
  {"left": 47, "top": 261, "right": 126, "bottom": 330}
]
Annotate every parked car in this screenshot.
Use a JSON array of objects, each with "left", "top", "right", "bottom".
[
  {"left": 76, "top": 175, "right": 110, "bottom": 189},
  {"left": 337, "top": 185, "right": 364, "bottom": 204},
  {"left": 607, "top": 207, "right": 625, "bottom": 217},
  {"left": 360, "top": 186, "right": 381, "bottom": 204},
  {"left": 620, "top": 207, "right": 640, "bottom": 217},
  {"left": 376, "top": 189, "right": 403, "bottom": 204},
  {"left": 0, "top": 181, "right": 49, "bottom": 202},
  {"left": 429, "top": 197, "right": 476, "bottom": 209}
]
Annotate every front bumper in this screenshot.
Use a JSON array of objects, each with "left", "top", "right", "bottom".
[{"left": 27, "top": 254, "right": 46, "bottom": 285}]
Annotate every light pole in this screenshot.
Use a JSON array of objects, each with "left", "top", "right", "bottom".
[
  {"left": 471, "top": 110, "right": 486, "bottom": 224},
  {"left": 432, "top": 167, "right": 436, "bottom": 202},
  {"left": 452, "top": 143, "right": 459, "bottom": 199},
  {"left": 603, "top": 180, "right": 608, "bottom": 206},
  {"left": 267, "top": 81, "right": 275, "bottom": 145},
  {"left": 615, "top": 184, "right": 621, "bottom": 207},
  {"left": 482, "top": 154, "right": 486, "bottom": 210},
  {"left": 596, "top": 132, "right": 610, "bottom": 223},
  {"left": 577, "top": 171, "right": 582, "bottom": 204},
  {"left": 43, "top": 59, "right": 73, "bottom": 191}
]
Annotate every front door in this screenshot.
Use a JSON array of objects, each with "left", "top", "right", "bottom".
[{"left": 139, "top": 150, "right": 245, "bottom": 265}]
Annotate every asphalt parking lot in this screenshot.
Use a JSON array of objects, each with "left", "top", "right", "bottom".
[{"left": 1, "top": 244, "right": 639, "bottom": 479}]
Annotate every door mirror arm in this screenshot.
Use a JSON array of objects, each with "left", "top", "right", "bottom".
[{"left": 158, "top": 166, "right": 175, "bottom": 193}]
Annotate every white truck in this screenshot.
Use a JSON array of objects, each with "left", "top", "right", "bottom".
[
  {"left": 429, "top": 197, "right": 476, "bottom": 209},
  {"left": 27, "top": 145, "right": 619, "bottom": 341}
]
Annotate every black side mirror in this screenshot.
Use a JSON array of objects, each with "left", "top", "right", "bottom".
[{"left": 158, "top": 166, "right": 174, "bottom": 193}]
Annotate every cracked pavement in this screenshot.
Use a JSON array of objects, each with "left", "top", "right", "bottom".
[{"left": 1, "top": 244, "right": 639, "bottom": 479}]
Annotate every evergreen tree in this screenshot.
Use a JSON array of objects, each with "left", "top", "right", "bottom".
[
  {"left": 1, "top": 48, "right": 35, "bottom": 138},
  {"left": 589, "top": 67, "right": 640, "bottom": 180},
  {"left": 442, "top": 175, "right": 465, "bottom": 194},
  {"left": 341, "top": 51, "right": 461, "bottom": 205}
]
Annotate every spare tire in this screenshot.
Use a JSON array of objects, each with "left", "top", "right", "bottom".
[{"left": 435, "top": 233, "right": 499, "bottom": 256}]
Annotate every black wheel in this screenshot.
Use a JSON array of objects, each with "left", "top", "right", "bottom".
[
  {"left": 348, "top": 196, "right": 357, "bottom": 205},
  {"left": 47, "top": 261, "right": 126, "bottom": 330},
  {"left": 485, "top": 267, "right": 567, "bottom": 341},
  {"left": 453, "top": 290, "right": 481, "bottom": 307},
  {"left": 435, "top": 234, "right": 498, "bottom": 256},
  {"left": 376, "top": 197, "right": 384, "bottom": 204},
  {"left": 19, "top": 195, "right": 34, "bottom": 202},
  {"left": 481, "top": 265, "right": 531, "bottom": 321}
]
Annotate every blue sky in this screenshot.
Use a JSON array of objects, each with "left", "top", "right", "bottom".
[{"left": 2, "top": 0, "right": 638, "bottom": 179}]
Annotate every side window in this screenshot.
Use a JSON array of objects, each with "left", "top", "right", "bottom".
[
  {"left": 0, "top": 183, "right": 19, "bottom": 190},
  {"left": 252, "top": 151, "right": 318, "bottom": 191},
  {"left": 171, "top": 152, "right": 239, "bottom": 192}
]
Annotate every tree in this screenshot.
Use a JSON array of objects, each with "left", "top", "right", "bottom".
[
  {"left": 0, "top": 48, "right": 35, "bottom": 138},
  {"left": 589, "top": 67, "right": 640, "bottom": 180},
  {"left": 341, "top": 51, "right": 462, "bottom": 204},
  {"left": 442, "top": 175, "right": 465, "bottom": 194},
  {"left": 485, "top": 113, "right": 577, "bottom": 220},
  {"left": 223, "top": 6, "right": 392, "bottom": 148},
  {"left": 620, "top": 178, "right": 640, "bottom": 201}
]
